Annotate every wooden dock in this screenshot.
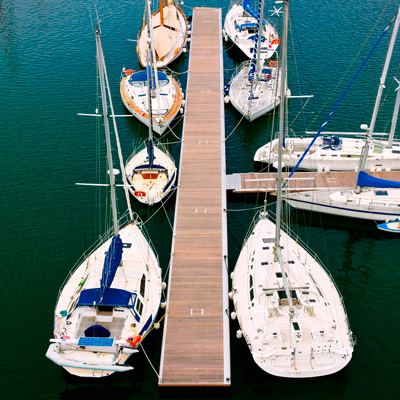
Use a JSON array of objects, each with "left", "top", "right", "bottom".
[
  {"left": 226, "top": 171, "right": 400, "bottom": 193},
  {"left": 158, "top": 8, "right": 230, "bottom": 387}
]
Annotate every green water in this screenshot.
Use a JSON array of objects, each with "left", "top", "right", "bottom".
[{"left": 0, "top": 0, "right": 399, "bottom": 399}]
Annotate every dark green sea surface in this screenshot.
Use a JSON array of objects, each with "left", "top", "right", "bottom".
[{"left": 0, "top": 0, "right": 399, "bottom": 399}]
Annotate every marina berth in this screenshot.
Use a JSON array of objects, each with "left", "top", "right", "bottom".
[{"left": 230, "top": 0, "right": 354, "bottom": 378}]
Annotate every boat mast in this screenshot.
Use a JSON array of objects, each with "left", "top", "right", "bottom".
[
  {"left": 95, "top": 24, "right": 119, "bottom": 236},
  {"left": 356, "top": 7, "right": 400, "bottom": 190},
  {"left": 255, "top": 0, "right": 265, "bottom": 75},
  {"left": 274, "top": 0, "right": 294, "bottom": 317},
  {"left": 274, "top": 0, "right": 288, "bottom": 247},
  {"left": 160, "top": 0, "right": 164, "bottom": 26},
  {"left": 248, "top": 0, "right": 265, "bottom": 114},
  {"left": 145, "top": 0, "right": 161, "bottom": 119},
  {"left": 387, "top": 76, "right": 400, "bottom": 148}
]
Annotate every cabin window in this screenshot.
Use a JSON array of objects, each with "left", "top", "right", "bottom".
[
  {"left": 292, "top": 322, "right": 300, "bottom": 331},
  {"left": 136, "top": 298, "right": 143, "bottom": 316},
  {"left": 140, "top": 274, "right": 146, "bottom": 297},
  {"left": 250, "top": 288, "right": 254, "bottom": 302},
  {"left": 263, "top": 246, "right": 269, "bottom": 250},
  {"left": 389, "top": 203, "right": 400, "bottom": 207},
  {"left": 375, "top": 190, "right": 388, "bottom": 196},
  {"left": 370, "top": 202, "right": 385, "bottom": 206},
  {"left": 261, "top": 261, "right": 268, "bottom": 265},
  {"left": 249, "top": 275, "right": 253, "bottom": 288},
  {"left": 332, "top": 154, "right": 338, "bottom": 157},
  {"left": 392, "top": 150, "right": 400, "bottom": 154}
]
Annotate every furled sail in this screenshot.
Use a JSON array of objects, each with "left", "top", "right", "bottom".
[{"left": 100, "top": 235, "right": 123, "bottom": 300}]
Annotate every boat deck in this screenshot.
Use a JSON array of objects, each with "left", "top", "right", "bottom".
[
  {"left": 226, "top": 171, "right": 400, "bottom": 192},
  {"left": 158, "top": 7, "right": 230, "bottom": 387}
]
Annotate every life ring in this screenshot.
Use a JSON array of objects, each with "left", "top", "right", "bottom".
[
  {"left": 269, "top": 61, "right": 277, "bottom": 68},
  {"left": 125, "top": 69, "right": 135, "bottom": 76},
  {"left": 271, "top": 38, "right": 280, "bottom": 45},
  {"left": 134, "top": 190, "right": 146, "bottom": 197},
  {"left": 126, "top": 335, "right": 142, "bottom": 348}
]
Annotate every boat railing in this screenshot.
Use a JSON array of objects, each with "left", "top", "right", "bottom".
[
  {"left": 56, "top": 209, "right": 159, "bottom": 299},
  {"left": 230, "top": 59, "right": 252, "bottom": 82}
]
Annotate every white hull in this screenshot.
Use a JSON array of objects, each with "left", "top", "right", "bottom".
[
  {"left": 254, "top": 136, "right": 400, "bottom": 171},
  {"left": 285, "top": 189, "right": 400, "bottom": 221},
  {"left": 125, "top": 143, "right": 177, "bottom": 205},
  {"left": 231, "top": 212, "right": 354, "bottom": 377},
  {"left": 229, "top": 60, "right": 280, "bottom": 121},
  {"left": 223, "top": 3, "right": 279, "bottom": 60},
  {"left": 47, "top": 218, "right": 162, "bottom": 377},
  {"left": 137, "top": 3, "right": 188, "bottom": 68},
  {"left": 120, "top": 71, "right": 183, "bottom": 136}
]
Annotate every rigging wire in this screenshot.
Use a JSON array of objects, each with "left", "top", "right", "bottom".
[
  {"left": 283, "top": 12, "right": 395, "bottom": 188},
  {"left": 305, "top": 0, "right": 394, "bottom": 132}
]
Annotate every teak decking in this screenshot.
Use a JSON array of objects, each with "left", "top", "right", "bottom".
[
  {"left": 226, "top": 171, "right": 400, "bottom": 193},
  {"left": 158, "top": 8, "right": 230, "bottom": 386}
]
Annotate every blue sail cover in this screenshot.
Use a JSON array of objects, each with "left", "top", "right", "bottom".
[
  {"left": 100, "top": 235, "right": 123, "bottom": 300},
  {"left": 357, "top": 171, "right": 400, "bottom": 188},
  {"left": 129, "top": 66, "right": 168, "bottom": 89},
  {"left": 147, "top": 139, "right": 154, "bottom": 167},
  {"left": 77, "top": 288, "right": 135, "bottom": 308},
  {"left": 244, "top": 0, "right": 268, "bottom": 26}
]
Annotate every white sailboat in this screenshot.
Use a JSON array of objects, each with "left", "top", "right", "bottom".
[
  {"left": 125, "top": 134, "right": 177, "bottom": 205},
  {"left": 46, "top": 24, "right": 162, "bottom": 378},
  {"left": 223, "top": 0, "right": 279, "bottom": 61},
  {"left": 254, "top": 133, "right": 400, "bottom": 171},
  {"left": 230, "top": 0, "right": 354, "bottom": 378},
  {"left": 121, "top": 0, "right": 184, "bottom": 136},
  {"left": 125, "top": 37, "right": 177, "bottom": 205},
  {"left": 284, "top": 7, "right": 400, "bottom": 221},
  {"left": 227, "top": 0, "right": 281, "bottom": 121},
  {"left": 137, "top": 0, "right": 188, "bottom": 68}
]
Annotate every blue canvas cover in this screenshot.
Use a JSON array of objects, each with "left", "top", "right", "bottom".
[
  {"left": 129, "top": 66, "right": 168, "bottom": 89},
  {"left": 357, "top": 171, "right": 400, "bottom": 188},
  {"left": 147, "top": 139, "right": 154, "bottom": 167},
  {"left": 84, "top": 325, "right": 111, "bottom": 338},
  {"left": 100, "top": 235, "right": 123, "bottom": 300},
  {"left": 243, "top": 0, "right": 268, "bottom": 26},
  {"left": 77, "top": 288, "right": 135, "bottom": 308}
]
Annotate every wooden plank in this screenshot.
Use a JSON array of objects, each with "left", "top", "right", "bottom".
[
  {"left": 226, "top": 171, "right": 400, "bottom": 192},
  {"left": 158, "top": 8, "right": 230, "bottom": 387}
]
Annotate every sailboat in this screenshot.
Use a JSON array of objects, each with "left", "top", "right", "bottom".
[
  {"left": 230, "top": 0, "right": 354, "bottom": 378},
  {"left": 137, "top": 0, "right": 188, "bottom": 68},
  {"left": 254, "top": 132, "right": 400, "bottom": 171},
  {"left": 284, "top": 6, "right": 400, "bottom": 221},
  {"left": 125, "top": 15, "right": 177, "bottom": 206},
  {"left": 46, "top": 23, "right": 162, "bottom": 378},
  {"left": 223, "top": 0, "right": 279, "bottom": 60},
  {"left": 227, "top": 0, "right": 281, "bottom": 121},
  {"left": 121, "top": 0, "right": 184, "bottom": 136}
]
